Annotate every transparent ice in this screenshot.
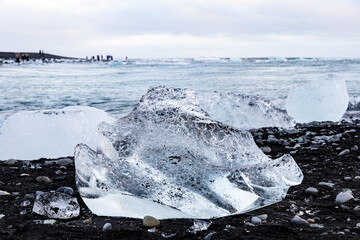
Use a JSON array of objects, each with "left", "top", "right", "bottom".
[
  {"left": 198, "top": 92, "right": 295, "bottom": 129},
  {"left": 0, "top": 106, "right": 114, "bottom": 160},
  {"left": 32, "top": 192, "right": 80, "bottom": 219},
  {"left": 75, "top": 87, "right": 303, "bottom": 219},
  {"left": 286, "top": 74, "right": 349, "bottom": 123}
]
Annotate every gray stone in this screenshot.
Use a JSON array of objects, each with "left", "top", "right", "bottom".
[
  {"left": 255, "top": 214, "right": 268, "bottom": 221},
  {"left": 0, "top": 214, "right": 4, "bottom": 219},
  {"left": 19, "top": 210, "right": 27, "bottom": 215},
  {"left": 354, "top": 205, "right": 360, "bottom": 211},
  {"left": 305, "top": 187, "right": 318, "bottom": 196},
  {"left": 0, "top": 190, "right": 10, "bottom": 196},
  {"left": 36, "top": 176, "right": 53, "bottom": 184},
  {"left": 102, "top": 222, "right": 112, "bottom": 231},
  {"left": 56, "top": 187, "right": 75, "bottom": 196},
  {"left": 143, "top": 216, "right": 160, "bottom": 228},
  {"left": 338, "top": 149, "right": 350, "bottom": 157},
  {"left": 318, "top": 182, "right": 335, "bottom": 189},
  {"left": 267, "top": 137, "right": 279, "bottom": 144},
  {"left": 290, "top": 216, "right": 309, "bottom": 226},
  {"left": 20, "top": 200, "right": 31, "bottom": 207},
  {"left": 204, "top": 232, "right": 216, "bottom": 240},
  {"left": 344, "top": 177, "right": 352, "bottom": 181},
  {"left": 335, "top": 192, "right": 354, "bottom": 203},
  {"left": 24, "top": 194, "right": 35, "bottom": 199},
  {"left": 310, "top": 223, "right": 324, "bottom": 228},
  {"left": 251, "top": 216, "right": 262, "bottom": 225},
  {"left": 260, "top": 146, "right": 272, "bottom": 153},
  {"left": 5, "top": 159, "right": 16, "bottom": 165},
  {"left": 351, "top": 145, "right": 358, "bottom": 152},
  {"left": 83, "top": 218, "right": 92, "bottom": 224}
]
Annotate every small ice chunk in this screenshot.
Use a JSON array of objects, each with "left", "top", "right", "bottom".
[
  {"left": 189, "top": 220, "right": 212, "bottom": 233},
  {"left": 33, "top": 192, "right": 80, "bottom": 219},
  {"left": 286, "top": 75, "right": 349, "bottom": 123},
  {"left": 0, "top": 106, "right": 114, "bottom": 160}
]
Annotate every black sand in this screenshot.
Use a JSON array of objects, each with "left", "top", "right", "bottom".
[{"left": 0, "top": 122, "right": 359, "bottom": 239}]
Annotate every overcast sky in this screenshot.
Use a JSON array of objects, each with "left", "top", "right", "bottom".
[{"left": 1, "top": 0, "right": 359, "bottom": 58}]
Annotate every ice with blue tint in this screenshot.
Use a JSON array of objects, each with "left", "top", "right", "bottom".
[
  {"left": 0, "top": 106, "right": 114, "bottom": 160},
  {"left": 286, "top": 75, "right": 349, "bottom": 123},
  {"left": 75, "top": 87, "right": 303, "bottom": 219}
]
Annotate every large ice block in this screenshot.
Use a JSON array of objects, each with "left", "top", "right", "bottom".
[
  {"left": 286, "top": 75, "right": 349, "bottom": 123},
  {"left": 75, "top": 87, "right": 303, "bottom": 219},
  {"left": 0, "top": 106, "right": 114, "bottom": 160}
]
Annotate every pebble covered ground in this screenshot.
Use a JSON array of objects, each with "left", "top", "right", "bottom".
[{"left": 0, "top": 121, "right": 359, "bottom": 239}]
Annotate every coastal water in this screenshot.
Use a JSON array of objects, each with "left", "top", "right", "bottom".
[{"left": 0, "top": 58, "right": 360, "bottom": 118}]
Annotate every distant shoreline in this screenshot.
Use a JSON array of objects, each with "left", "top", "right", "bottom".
[{"left": 0, "top": 52, "right": 78, "bottom": 60}]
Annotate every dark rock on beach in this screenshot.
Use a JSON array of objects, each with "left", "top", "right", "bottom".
[{"left": 0, "top": 121, "right": 359, "bottom": 239}]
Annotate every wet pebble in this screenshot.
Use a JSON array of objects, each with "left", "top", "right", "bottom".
[
  {"left": 338, "top": 149, "right": 350, "bottom": 156},
  {"left": 20, "top": 200, "right": 31, "bottom": 207},
  {"left": 251, "top": 217, "right": 261, "bottom": 225},
  {"left": 290, "top": 216, "right": 309, "bottom": 226},
  {"left": 20, "top": 210, "right": 27, "bottom": 215},
  {"left": 351, "top": 145, "right": 358, "bottom": 151},
  {"left": 36, "top": 176, "right": 53, "bottom": 184},
  {"left": 56, "top": 187, "right": 75, "bottom": 196},
  {"left": 335, "top": 192, "right": 354, "bottom": 203},
  {"left": 318, "top": 182, "right": 335, "bottom": 189},
  {"left": 0, "top": 190, "right": 11, "bottom": 196},
  {"left": 255, "top": 214, "right": 268, "bottom": 221},
  {"left": 83, "top": 218, "right": 92, "bottom": 224},
  {"left": 143, "top": 215, "right": 160, "bottom": 228},
  {"left": 20, "top": 173, "right": 30, "bottom": 177},
  {"left": 305, "top": 187, "right": 318, "bottom": 196},
  {"left": 0, "top": 214, "right": 4, "bottom": 219},
  {"left": 260, "top": 146, "right": 271, "bottom": 153},
  {"left": 102, "top": 222, "right": 112, "bottom": 231},
  {"left": 24, "top": 193, "right": 35, "bottom": 199}
]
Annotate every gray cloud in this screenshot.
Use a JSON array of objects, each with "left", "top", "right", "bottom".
[{"left": 0, "top": 0, "right": 359, "bottom": 57}]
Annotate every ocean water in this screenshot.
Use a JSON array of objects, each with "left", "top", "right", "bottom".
[{"left": 1, "top": 57, "right": 360, "bottom": 118}]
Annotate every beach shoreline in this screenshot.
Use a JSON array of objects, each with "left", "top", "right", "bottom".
[
  {"left": 0, "top": 52, "right": 77, "bottom": 60},
  {"left": 0, "top": 121, "right": 359, "bottom": 239}
]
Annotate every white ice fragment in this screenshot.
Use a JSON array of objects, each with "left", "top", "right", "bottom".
[
  {"left": 286, "top": 75, "right": 349, "bottom": 123},
  {"left": 0, "top": 106, "right": 114, "bottom": 160},
  {"left": 33, "top": 192, "right": 80, "bottom": 219},
  {"left": 198, "top": 92, "right": 295, "bottom": 129},
  {"left": 189, "top": 220, "right": 212, "bottom": 233},
  {"left": 75, "top": 87, "right": 303, "bottom": 219}
]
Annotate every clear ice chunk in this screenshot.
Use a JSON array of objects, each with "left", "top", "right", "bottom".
[
  {"left": 32, "top": 192, "right": 80, "bottom": 219},
  {"left": 75, "top": 87, "right": 303, "bottom": 219},
  {"left": 0, "top": 106, "right": 114, "bottom": 160},
  {"left": 286, "top": 74, "right": 349, "bottom": 123},
  {"left": 198, "top": 92, "right": 295, "bottom": 129}
]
